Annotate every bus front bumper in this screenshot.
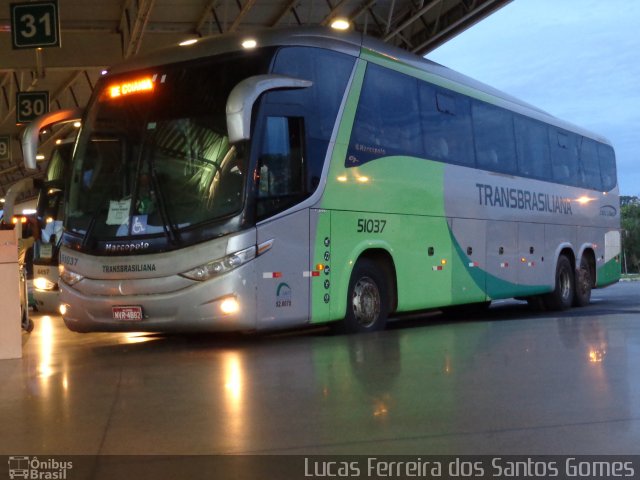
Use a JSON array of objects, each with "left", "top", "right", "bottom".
[
  {"left": 59, "top": 263, "right": 257, "bottom": 333},
  {"left": 33, "top": 289, "right": 61, "bottom": 314}
]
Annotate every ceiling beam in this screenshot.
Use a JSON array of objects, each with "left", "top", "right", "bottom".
[
  {"left": 269, "top": 1, "right": 301, "bottom": 27},
  {"left": 196, "top": 0, "right": 222, "bottom": 35},
  {"left": 124, "top": 0, "right": 157, "bottom": 58},
  {"left": 412, "top": 0, "right": 512, "bottom": 54},
  {"left": 383, "top": 0, "right": 442, "bottom": 43},
  {"left": 320, "top": 0, "right": 349, "bottom": 25},
  {"left": 228, "top": 0, "right": 258, "bottom": 33}
]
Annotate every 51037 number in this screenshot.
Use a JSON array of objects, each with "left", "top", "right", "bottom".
[{"left": 357, "top": 218, "right": 386, "bottom": 233}]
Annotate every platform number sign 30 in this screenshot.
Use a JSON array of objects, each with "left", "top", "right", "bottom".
[
  {"left": 16, "top": 91, "right": 49, "bottom": 124},
  {"left": 10, "top": 0, "right": 61, "bottom": 49},
  {"left": 0, "top": 136, "right": 11, "bottom": 162}
]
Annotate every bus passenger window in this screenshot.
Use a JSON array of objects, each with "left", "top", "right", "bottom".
[
  {"left": 514, "top": 115, "right": 551, "bottom": 180},
  {"left": 579, "top": 137, "right": 602, "bottom": 191},
  {"left": 549, "top": 130, "right": 579, "bottom": 186},
  {"left": 348, "top": 64, "right": 421, "bottom": 165},
  {"left": 472, "top": 101, "right": 517, "bottom": 174},
  {"left": 256, "top": 116, "right": 307, "bottom": 219},
  {"left": 420, "top": 84, "right": 475, "bottom": 166},
  {"left": 598, "top": 143, "right": 617, "bottom": 191}
]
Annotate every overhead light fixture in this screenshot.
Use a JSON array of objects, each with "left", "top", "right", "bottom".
[
  {"left": 330, "top": 18, "right": 351, "bottom": 30},
  {"left": 73, "top": 121, "right": 81, "bottom": 128},
  {"left": 179, "top": 38, "right": 198, "bottom": 46},
  {"left": 241, "top": 39, "right": 257, "bottom": 49},
  {"left": 36, "top": 154, "right": 45, "bottom": 160}
]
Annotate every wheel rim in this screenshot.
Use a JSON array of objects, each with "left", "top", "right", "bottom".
[
  {"left": 351, "top": 276, "right": 381, "bottom": 328},
  {"left": 559, "top": 268, "right": 572, "bottom": 302}
]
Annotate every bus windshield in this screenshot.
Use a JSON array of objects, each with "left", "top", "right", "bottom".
[{"left": 66, "top": 51, "right": 273, "bottom": 245}]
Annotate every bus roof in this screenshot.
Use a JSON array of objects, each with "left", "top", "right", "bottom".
[{"left": 106, "top": 27, "right": 611, "bottom": 146}]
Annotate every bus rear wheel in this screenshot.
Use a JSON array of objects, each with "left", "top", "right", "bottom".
[
  {"left": 544, "top": 255, "right": 574, "bottom": 311},
  {"left": 342, "top": 259, "right": 389, "bottom": 333},
  {"left": 573, "top": 257, "right": 592, "bottom": 307}
]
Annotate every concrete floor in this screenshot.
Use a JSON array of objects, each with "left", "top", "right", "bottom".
[{"left": 1, "top": 282, "right": 639, "bottom": 461}]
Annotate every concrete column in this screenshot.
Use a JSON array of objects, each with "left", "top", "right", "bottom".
[{"left": 0, "top": 229, "right": 22, "bottom": 360}]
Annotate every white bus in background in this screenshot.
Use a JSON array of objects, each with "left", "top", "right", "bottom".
[{"left": 31, "top": 137, "right": 76, "bottom": 312}]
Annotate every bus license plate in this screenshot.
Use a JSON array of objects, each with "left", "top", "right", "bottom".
[{"left": 112, "top": 306, "right": 143, "bottom": 321}]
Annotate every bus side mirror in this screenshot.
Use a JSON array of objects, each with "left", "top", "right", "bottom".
[
  {"left": 22, "top": 109, "right": 83, "bottom": 170},
  {"left": 226, "top": 74, "right": 312, "bottom": 144}
]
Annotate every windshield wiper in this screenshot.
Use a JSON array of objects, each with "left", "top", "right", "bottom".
[{"left": 147, "top": 156, "right": 180, "bottom": 246}]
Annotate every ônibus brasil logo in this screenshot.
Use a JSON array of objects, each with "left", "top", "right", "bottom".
[{"left": 8, "top": 456, "right": 73, "bottom": 479}]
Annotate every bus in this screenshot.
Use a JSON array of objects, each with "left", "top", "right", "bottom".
[
  {"left": 31, "top": 137, "right": 76, "bottom": 312},
  {"left": 22, "top": 27, "right": 620, "bottom": 333}
]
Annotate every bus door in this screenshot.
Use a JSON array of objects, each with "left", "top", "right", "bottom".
[{"left": 254, "top": 107, "right": 311, "bottom": 329}]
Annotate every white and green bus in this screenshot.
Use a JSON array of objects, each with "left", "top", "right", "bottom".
[{"left": 23, "top": 28, "right": 620, "bottom": 333}]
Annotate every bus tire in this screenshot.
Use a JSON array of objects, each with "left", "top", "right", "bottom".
[
  {"left": 573, "top": 257, "right": 592, "bottom": 307},
  {"left": 544, "top": 255, "right": 574, "bottom": 311},
  {"left": 341, "top": 259, "right": 389, "bottom": 334}
]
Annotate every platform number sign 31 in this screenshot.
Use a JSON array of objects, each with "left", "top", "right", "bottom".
[{"left": 10, "top": 0, "right": 61, "bottom": 49}]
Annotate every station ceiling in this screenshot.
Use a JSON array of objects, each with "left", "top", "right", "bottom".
[{"left": 0, "top": 0, "right": 511, "bottom": 202}]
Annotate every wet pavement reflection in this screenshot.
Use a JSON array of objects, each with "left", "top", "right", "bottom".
[{"left": 1, "top": 282, "right": 639, "bottom": 455}]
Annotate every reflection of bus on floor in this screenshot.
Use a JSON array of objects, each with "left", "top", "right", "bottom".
[
  {"left": 31, "top": 138, "right": 76, "bottom": 313},
  {"left": 23, "top": 28, "right": 620, "bottom": 334}
]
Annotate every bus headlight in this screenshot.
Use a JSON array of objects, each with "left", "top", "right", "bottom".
[
  {"left": 180, "top": 246, "right": 256, "bottom": 281},
  {"left": 59, "top": 268, "right": 84, "bottom": 286},
  {"left": 34, "top": 277, "right": 56, "bottom": 290}
]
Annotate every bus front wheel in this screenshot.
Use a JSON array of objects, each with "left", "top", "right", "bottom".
[
  {"left": 544, "top": 255, "right": 574, "bottom": 311},
  {"left": 341, "top": 259, "right": 389, "bottom": 333}
]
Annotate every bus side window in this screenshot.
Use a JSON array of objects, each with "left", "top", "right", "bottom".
[
  {"left": 348, "top": 64, "right": 422, "bottom": 165},
  {"left": 514, "top": 115, "right": 551, "bottom": 180},
  {"left": 256, "top": 116, "right": 307, "bottom": 220},
  {"left": 598, "top": 143, "right": 617, "bottom": 191},
  {"left": 420, "top": 84, "right": 475, "bottom": 167},
  {"left": 579, "top": 137, "right": 602, "bottom": 191},
  {"left": 472, "top": 101, "right": 517, "bottom": 174},
  {"left": 549, "top": 130, "right": 579, "bottom": 186}
]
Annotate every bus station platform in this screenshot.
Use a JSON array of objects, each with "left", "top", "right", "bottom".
[{"left": 1, "top": 282, "right": 638, "bottom": 461}]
